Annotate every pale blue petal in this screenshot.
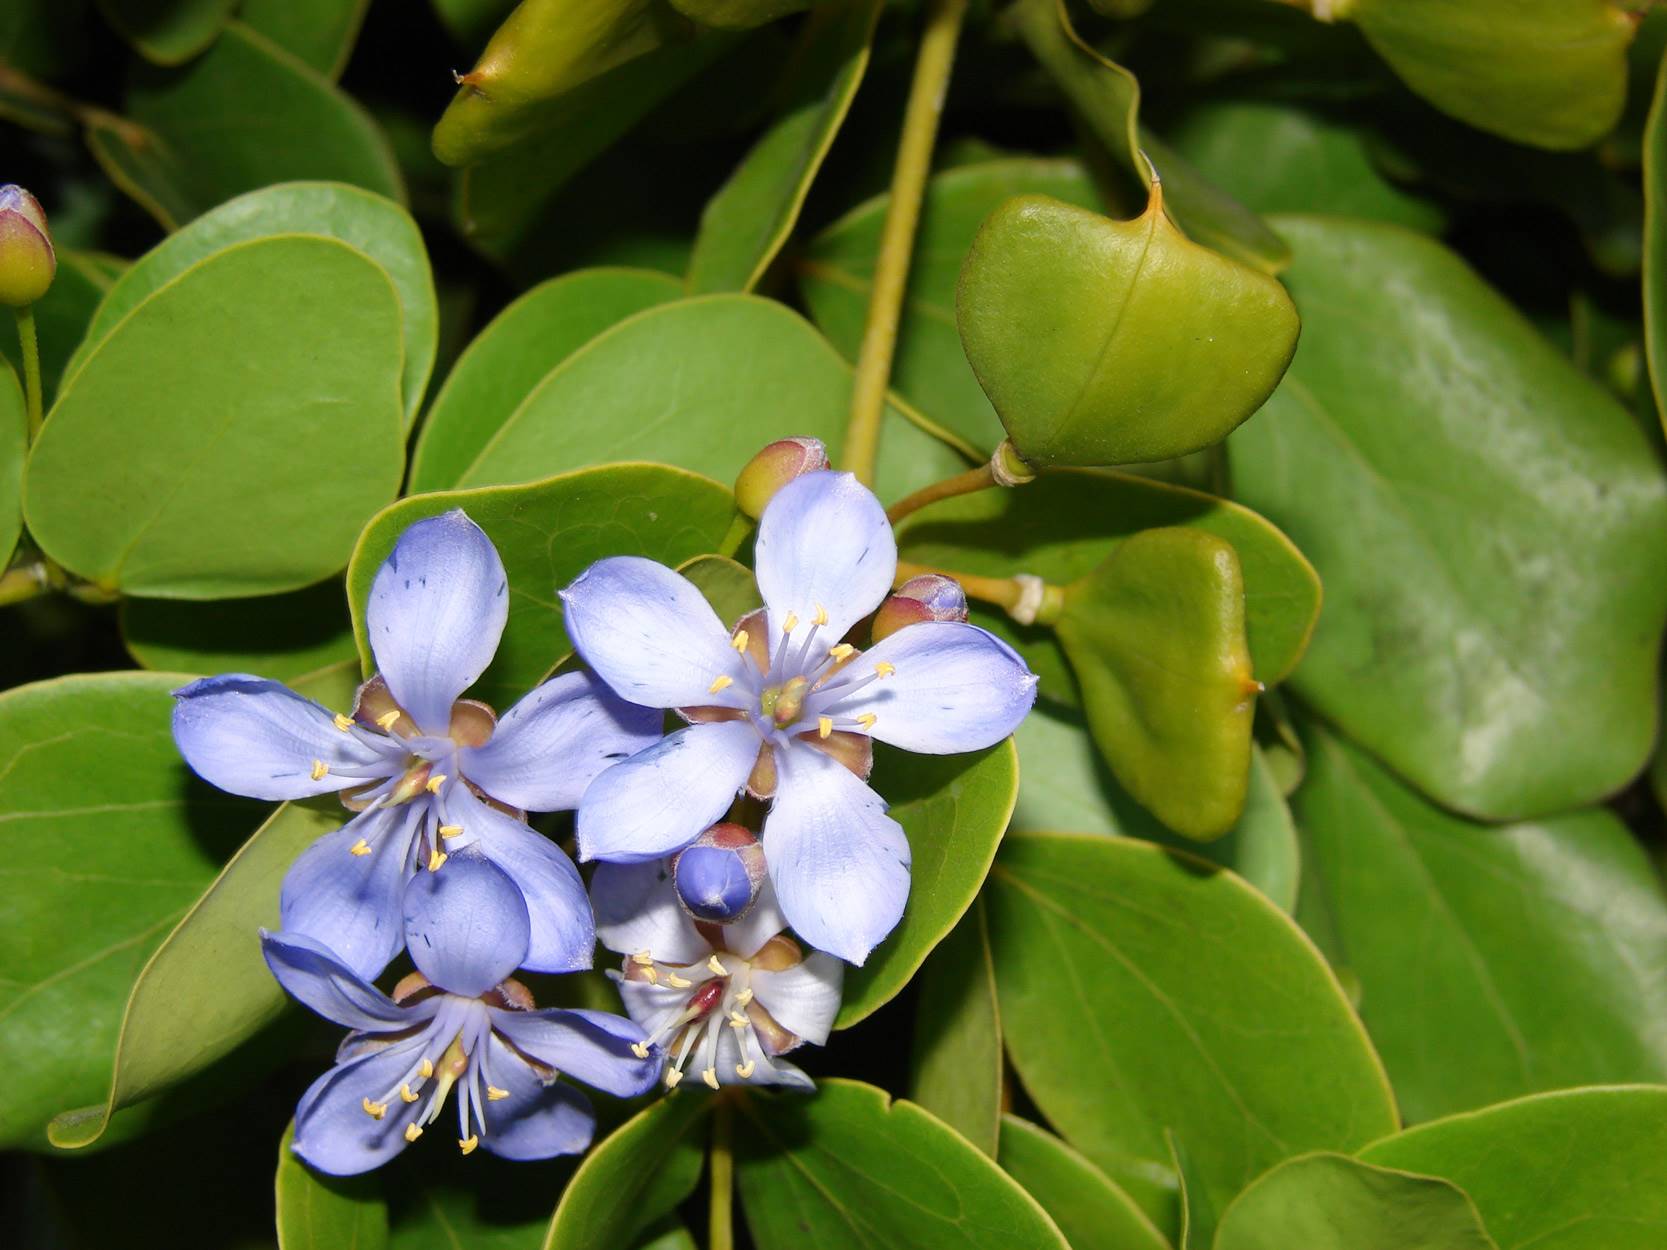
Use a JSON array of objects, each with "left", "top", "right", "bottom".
[
  {"left": 723, "top": 874, "right": 789, "bottom": 960},
  {"left": 750, "top": 951, "right": 843, "bottom": 1045},
  {"left": 172, "top": 675, "right": 386, "bottom": 801},
  {"left": 591, "top": 860, "right": 709, "bottom": 965},
  {"left": 403, "top": 850, "right": 530, "bottom": 996},
  {"left": 291, "top": 1036, "right": 428, "bottom": 1175},
  {"left": 559, "top": 556, "right": 752, "bottom": 711},
  {"left": 260, "top": 929, "right": 415, "bottom": 1032},
  {"left": 489, "top": 1008, "right": 658, "bottom": 1097},
  {"left": 754, "top": 471, "right": 895, "bottom": 650},
  {"left": 367, "top": 510, "right": 508, "bottom": 735},
  {"left": 477, "top": 1034, "right": 596, "bottom": 1161},
  {"left": 576, "top": 721, "right": 760, "bottom": 863},
  {"left": 461, "top": 671, "right": 663, "bottom": 811},
  {"left": 280, "top": 807, "right": 419, "bottom": 982},
  {"left": 827, "top": 621, "right": 1037, "bottom": 753},
  {"left": 763, "top": 747, "right": 910, "bottom": 966}
]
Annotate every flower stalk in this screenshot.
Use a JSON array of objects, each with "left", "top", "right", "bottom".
[{"left": 709, "top": 1096, "right": 736, "bottom": 1250}]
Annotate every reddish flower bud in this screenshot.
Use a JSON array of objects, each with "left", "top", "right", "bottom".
[
  {"left": 0, "top": 185, "right": 54, "bottom": 307},
  {"left": 871, "top": 574, "right": 969, "bottom": 642},
  {"left": 734, "top": 437, "right": 828, "bottom": 519}
]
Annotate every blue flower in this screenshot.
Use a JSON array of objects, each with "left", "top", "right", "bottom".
[
  {"left": 264, "top": 852, "right": 658, "bottom": 1176},
  {"left": 174, "top": 510, "right": 661, "bottom": 980},
  {"left": 591, "top": 858, "right": 842, "bottom": 1092},
  {"left": 561, "top": 471, "right": 1037, "bottom": 965}
]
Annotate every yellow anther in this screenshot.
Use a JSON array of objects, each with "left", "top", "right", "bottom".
[
  {"left": 349, "top": 838, "right": 372, "bottom": 857},
  {"left": 642, "top": 964, "right": 658, "bottom": 984},
  {"left": 487, "top": 1086, "right": 509, "bottom": 1101},
  {"left": 735, "top": 988, "right": 754, "bottom": 1007},
  {"left": 856, "top": 713, "right": 877, "bottom": 731},
  {"left": 812, "top": 604, "right": 829, "bottom": 626},
  {"left": 426, "top": 774, "right": 447, "bottom": 793},
  {"left": 459, "top": 1135, "right": 479, "bottom": 1155},
  {"left": 333, "top": 713, "right": 354, "bottom": 732},
  {"left": 400, "top": 1084, "right": 419, "bottom": 1103},
  {"left": 736, "top": 1060, "right": 756, "bottom": 1079},
  {"left": 665, "top": 973, "right": 692, "bottom": 989},
  {"left": 782, "top": 612, "right": 799, "bottom": 633},
  {"left": 875, "top": 661, "right": 896, "bottom": 678},
  {"left": 828, "top": 643, "right": 855, "bottom": 661},
  {"left": 818, "top": 716, "right": 833, "bottom": 739},
  {"left": 404, "top": 1123, "right": 423, "bottom": 1142},
  {"left": 709, "top": 674, "right": 733, "bottom": 695},
  {"left": 428, "top": 849, "right": 448, "bottom": 872},
  {"left": 707, "top": 955, "right": 728, "bottom": 976},
  {"left": 376, "top": 709, "right": 401, "bottom": 730},
  {"left": 632, "top": 951, "right": 655, "bottom": 965},
  {"left": 665, "top": 1067, "right": 683, "bottom": 1089},
  {"left": 438, "top": 824, "right": 463, "bottom": 839},
  {"left": 361, "top": 1097, "right": 386, "bottom": 1120},
  {"left": 419, "top": 1058, "right": 434, "bottom": 1079},
  {"left": 729, "top": 1010, "right": 749, "bottom": 1026},
  {"left": 702, "top": 1067, "right": 721, "bottom": 1090},
  {"left": 310, "top": 759, "right": 328, "bottom": 780},
  {"left": 631, "top": 1042, "right": 650, "bottom": 1059},
  {"left": 731, "top": 630, "right": 749, "bottom": 652}
]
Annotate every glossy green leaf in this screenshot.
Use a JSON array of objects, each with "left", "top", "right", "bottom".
[
  {"left": 801, "top": 158, "right": 1104, "bottom": 451},
  {"left": 897, "top": 468, "right": 1320, "bottom": 705},
  {"left": 679, "top": 552, "right": 760, "bottom": 626},
  {"left": 242, "top": 0, "right": 370, "bottom": 80},
  {"left": 1230, "top": 216, "right": 1667, "bottom": 818},
  {"left": 989, "top": 833, "right": 1397, "bottom": 1244},
  {"left": 388, "top": 1155, "right": 579, "bottom": 1250},
  {"left": 69, "top": 182, "right": 436, "bottom": 431},
  {"left": 837, "top": 740, "right": 1018, "bottom": 1028},
  {"left": 542, "top": 1093, "right": 710, "bottom": 1250},
  {"left": 49, "top": 800, "right": 340, "bottom": 1148},
  {"left": 0, "top": 248, "right": 124, "bottom": 407},
  {"left": 669, "top": 0, "right": 804, "bottom": 25},
  {"left": 1163, "top": 100, "right": 1445, "bottom": 233},
  {"left": 0, "top": 361, "right": 22, "bottom": 569},
  {"left": 1360, "top": 1086, "right": 1667, "bottom": 1250},
  {"left": 1213, "top": 1153, "right": 1495, "bottom": 1250},
  {"left": 958, "top": 191, "right": 1299, "bottom": 468},
  {"left": 735, "top": 1079, "right": 1069, "bottom": 1249},
  {"left": 95, "top": 0, "right": 236, "bottom": 66},
  {"left": 1012, "top": 0, "right": 1289, "bottom": 274},
  {"left": 1055, "top": 527, "right": 1256, "bottom": 839},
  {"left": 26, "top": 236, "right": 405, "bottom": 599},
  {"left": 686, "top": 0, "right": 879, "bottom": 293},
  {"left": 409, "top": 268, "right": 682, "bottom": 493},
  {"left": 444, "top": 295, "right": 969, "bottom": 505},
  {"left": 0, "top": 673, "right": 261, "bottom": 1148},
  {"left": 1343, "top": 0, "right": 1631, "bottom": 152},
  {"left": 1645, "top": 44, "right": 1667, "bottom": 437},
  {"left": 276, "top": 1119, "right": 390, "bottom": 1250},
  {"left": 997, "top": 1115, "right": 1171, "bottom": 1250},
  {"left": 88, "top": 23, "right": 403, "bottom": 229},
  {"left": 1294, "top": 725, "right": 1667, "bottom": 1123},
  {"left": 346, "top": 463, "right": 737, "bottom": 710},
  {"left": 910, "top": 898, "right": 1001, "bottom": 1156}
]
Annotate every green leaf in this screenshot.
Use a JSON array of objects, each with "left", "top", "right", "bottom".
[
  {"left": 241, "top": 0, "right": 370, "bottom": 80},
  {"left": 49, "top": 800, "right": 340, "bottom": 1149},
  {"left": 1213, "top": 1152, "right": 1496, "bottom": 1250},
  {"left": 988, "top": 833, "right": 1397, "bottom": 1244},
  {"left": 26, "top": 235, "right": 405, "bottom": 599},
  {"left": 910, "top": 898, "right": 1001, "bottom": 1156},
  {"left": 734, "top": 1079, "right": 1070, "bottom": 1249},
  {"left": 897, "top": 468, "right": 1319, "bottom": 708},
  {"left": 441, "top": 294, "right": 969, "bottom": 505},
  {"left": 388, "top": 1155, "right": 578, "bottom": 1250},
  {"left": 1162, "top": 100, "right": 1445, "bottom": 233},
  {"left": 679, "top": 552, "right": 760, "bottom": 626},
  {"left": 68, "top": 182, "right": 436, "bottom": 432},
  {"left": 1012, "top": 0, "right": 1290, "bottom": 274},
  {"left": 1293, "top": 725, "right": 1667, "bottom": 1123},
  {"left": 409, "top": 267, "right": 682, "bottom": 494},
  {"left": 1229, "top": 216, "right": 1667, "bottom": 818},
  {"left": 1360, "top": 1086, "right": 1667, "bottom": 1250},
  {"left": 276, "top": 1119, "right": 390, "bottom": 1250},
  {"left": 686, "top": 0, "right": 880, "bottom": 293},
  {"left": 997, "top": 1115, "right": 1171, "bottom": 1250},
  {"left": 957, "top": 190, "right": 1299, "bottom": 468},
  {"left": 1055, "top": 527, "right": 1256, "bottom": 839},
  {"left": 87, "top": 23, "right": 404, "bottom": 230},
  {"left": 0, "top": 672, "right": 261, "bottom": 1148},
  {"left": 346, "top": 463, "right": 737, "bottom": 710},
  {"left": 95, "top": 0, "right": 237, "bottom": 66},
  {"left": 801, "top": 157, "right": 1105, "bottom": 451},
  {"left": 0, "top": 360, "right": 22, "bottom": 569},
  {"left": 0, "top": 248, "right": 125, "bottom": 407},
  {"left": 1342, "top": 0, "right": 1631, "bottom": 152},
  {"left": 1645, "top": 45, "right": 1667, "bottom": 438},
  {"left": 542, "top": 1093, "right": 711, "bottom": 1250},
  {"left": 836, "top": 739, "right": 1018, "bottom": 1028}
]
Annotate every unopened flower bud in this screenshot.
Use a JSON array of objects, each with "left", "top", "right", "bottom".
[
  {"left": 871, "top": 574, "right": 969, "bottom": 642},
  {"left": 734, "top": 437, "right": 828, "bottom": 519},
  {"left": 0, "top": 185, "right": 55, "bottom": 307},
  {"left": 673, "top": 822, "right": 767, "bottom": 922}
]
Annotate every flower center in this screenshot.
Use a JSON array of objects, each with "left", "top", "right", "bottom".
[
  {"left": 357, "top": 998, "right": 508, "bottom": 1155},
  {"left": 761, "top": 676, "right": 808, "bottom": 727}
]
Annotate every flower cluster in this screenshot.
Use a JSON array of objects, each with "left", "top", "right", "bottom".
[{"left": 173, "top": 458, "right": 1036, "bottom": 1175}]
